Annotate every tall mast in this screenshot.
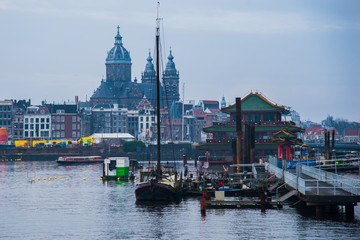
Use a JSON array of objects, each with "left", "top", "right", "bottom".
[{"left": 156, "top": 2, "right": 161, "bottom": 178}]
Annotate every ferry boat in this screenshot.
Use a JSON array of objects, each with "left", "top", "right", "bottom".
[{"left": 56, "top": 156, "right": 103, "bottom": 165}]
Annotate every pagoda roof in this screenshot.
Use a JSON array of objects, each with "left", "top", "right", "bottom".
[
  {"left": 222, "top": 92, "right": 287, "bottom": 112},
  {"left": 203, "top": 124, "right": 301, "bottom": 133},
  {"left": 196, "top": 142, "right": 278, "bottom": 150},
  {"left": 273, "top": 129, "right": 297, "bottom": 138}
]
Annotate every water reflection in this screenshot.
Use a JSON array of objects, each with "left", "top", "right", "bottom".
[{"left": 0, "top": 161, "right": 360, "bottom": 240}]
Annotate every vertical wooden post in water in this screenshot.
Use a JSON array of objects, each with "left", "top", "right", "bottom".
[
  {"left": 331, "top": 130, "right": 335, "bottom": 159},
  {"left": 236, "top": 98, "right": 242, "bottom": 173},
  {"left": 250, "top": 124, "right": 256, "bottom": 163},
  {"left": 324, "top": 129, "right": 328, "bottom": 160}
]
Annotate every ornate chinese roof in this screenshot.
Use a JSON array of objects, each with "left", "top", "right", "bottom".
[{"left": 222, "top": 92, "right": 287, "bottom": 112}]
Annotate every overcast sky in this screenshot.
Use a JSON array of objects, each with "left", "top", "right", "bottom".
[{"left": 0, "top": 0, "right": 359, "bottom": 123}]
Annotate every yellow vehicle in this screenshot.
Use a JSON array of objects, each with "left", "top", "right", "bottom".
[
  {"left": 15, "top": 140, "right": 30, "bottom": 148},
  {"left": 78, "top": 137, "right": 95, "bottom": 146},
  {"left": 31, "top": 140, "right": 47, "bottom": 148}
]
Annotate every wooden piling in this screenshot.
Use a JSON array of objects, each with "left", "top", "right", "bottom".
[
  {"left": 201, "top": 197, "right": 206, "bottom": 216},
  {"left": 236, "top": 98, "right": 242, "bottom": 173}
]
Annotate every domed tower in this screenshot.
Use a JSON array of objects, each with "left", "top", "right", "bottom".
[
  {"left": 105, "top": 26, "right": 131, "bottom": 90},
  {"left": 162, "top": 49, "right": 180, "bottom": 109},
  {"left": 141, "top": 51, "right": 156, "bottom": 84},
  {"left": 221, "top": 95, "right": 226, "bottom": 109}
]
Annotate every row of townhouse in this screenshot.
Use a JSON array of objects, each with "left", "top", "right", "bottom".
[{"left": 0, "top": 97, "right": 227, "bottom": 143}]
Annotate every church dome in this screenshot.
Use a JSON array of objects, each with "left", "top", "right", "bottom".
[
  {"left": 144, "top": 51, "right": 155, "bottom": 75},
  {"left": 106, "top": 26, "right": 131, "bottom": 64},
  {"left": 164, "top": 49, "right": 177, "bottom": 74}
]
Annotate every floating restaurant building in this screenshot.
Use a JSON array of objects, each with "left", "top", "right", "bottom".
[{"left": 196, "top": 92, "right": 303, "bottom": 163}]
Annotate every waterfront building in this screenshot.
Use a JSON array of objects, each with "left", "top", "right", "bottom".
[
  {"left": 90, "top": 27, "right": 180, "bottom": 111},
  {"left": 24, "top": 105, "right": 51, "bottom": 139},
  {"left": 78, "top": 101, "right": 92, "bottom": 137},
  {"left": 344, "top": 129, "right": 360, "bottom": 143},
  {"left": 196, "top": 92, "right": 302, "bottom": 163},
  {"left": 12, "top": 100, "right": 30, "bottom": 140},
  {"left": 0, "top": 100, "right": 13, "bottom": 138},
  {"left": 48, "top": 102, "right": 81, "bottom": 139}
]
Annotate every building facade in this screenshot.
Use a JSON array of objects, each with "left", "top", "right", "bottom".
[{"left": 24, "top": 106, "right": 51, "bottom": 139}]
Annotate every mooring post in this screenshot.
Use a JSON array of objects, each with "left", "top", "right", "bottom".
[
  {"left": 236, "top": 97, "right": 242, "bottom": 173},
  {"left": 345, "top": 204, "right": 354, "bottom": 221},
  {"left": 315, "top": 205, "right": 324, "bottom": 218},
  {"left": 200, "top": 197, "right": 206, "bottom": 216}
]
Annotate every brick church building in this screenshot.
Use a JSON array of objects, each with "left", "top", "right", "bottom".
[{"left": 90, "top": 26, "right": 180, "bottom": 110}]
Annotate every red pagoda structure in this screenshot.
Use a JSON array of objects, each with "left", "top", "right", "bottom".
[{"left": 196, "top": 92, "right": 302, "bottom": 163}]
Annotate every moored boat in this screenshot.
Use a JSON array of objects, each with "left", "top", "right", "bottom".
[
  {"left": 135, "top": 4, "right": 183, "bottom": 202},
  {"left": 56, "top": 156, "right": 103, "bottom": 165}
]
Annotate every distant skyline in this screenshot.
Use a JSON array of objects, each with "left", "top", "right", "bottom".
[{"left": 0, "top": 0, "right": 359, "bottom": 123}]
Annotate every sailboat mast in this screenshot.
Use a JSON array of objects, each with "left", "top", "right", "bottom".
[{"left": 156, "top": 3, "right": 161, "bottom": 177}]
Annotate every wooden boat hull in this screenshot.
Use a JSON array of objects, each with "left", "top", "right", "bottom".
[{"left": 135, "top": 181, "right": 182, "bottom": 202}]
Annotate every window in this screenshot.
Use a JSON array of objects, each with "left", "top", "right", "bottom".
[
  {"left": 140, "top": 117, "right": 143, "bottom": 121},
  {"left": 52, "top": 125, "right": 55, "bottom": 131},
  {"left": 61, "top": 124, "right": 65, "bottom": 130},
  {"left": 30, "top": 132, "right": 34, "bottom": 137},
  {"left": 72, "top": 131, "right": 76, "bottom": 138},
  {"left": 25, "top": 118, "right": 28, "bottom": 123},
  {"left": 56, "top": 132, "right": 60, "bottom": 138},
  {"left": 146, "top": 123, "right": 149, "bottom": 129},
  {"left": 41, "top": 124, "right": 44, "bottom": 129},
  {"left": 41, "top": 118, "right": 45, "bottom": 123},
  {"left": 123, "top": 122, "right": 126, "bottom": 126},
  {"left": 52, "top": 132, "right": 55, "bottom": 137},
  {"left": 146, "top": 117, "right": 149, "bottom": 122},
  {"left": 46, "top": 118, "right": 50, "bottom": 123},
  {"left": 61, "top": 132, "right": 65, "bottom": 138},
  {"left": 46, "top": 124, "right": 49, "bottom": 129},
  {"left": 30, "top": 118, "right": 34, "bottom": 123},
  {"left": 118, "top": 122, "right": 121, "bottom": 126},
  {"left": 56, "top": 116, "right": 60, "bottom": 122},
  {"left": 0, "top": 114, "right": 2, "bottom": 118},
  {"left": 52, "top": 116, "right": 55, "bottom": 122},
  {"left": 30, "top": 124, "right": 34, "bottom": 130},
  {"left": 113, "top": 117, "right": 117, "bottom": 121},
  {"left": 25, "top": 124, "right": 29, "bottom": 130},
  {"left": 72, "top": 124, "right": 76, "bottom": 130},
  {"left": 56, "top": 124, "right": 60, "bottom": 130},
  {"left": 61, "top": 116, "right": 65, "bottom": 122},
  {"left": 72, "top": 116, "right": 76, "bottom": 122},
  {"left": 25, "top": 131, "right": 28, "bottom": 137},
  {"left": 118, "top": 128, "right": 122, "bottom": 133},
  {"left": 113, "top": 122, "right": 116, "bottom": 127},
  {"left": 36, "top": 118, "right": 39, "bottom": 123}
]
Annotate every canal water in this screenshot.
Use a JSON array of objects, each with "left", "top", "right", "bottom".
[{"left": 1, "top": 161, "right": 360, "bottom": 240}]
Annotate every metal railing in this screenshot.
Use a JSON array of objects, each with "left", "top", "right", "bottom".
[{"left": 266, "top": 161, "right": 360, "bottom": 196}]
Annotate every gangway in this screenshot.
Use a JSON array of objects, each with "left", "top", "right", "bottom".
[{"left": 265, "top": 158, "right": 360, "bottom": 218}]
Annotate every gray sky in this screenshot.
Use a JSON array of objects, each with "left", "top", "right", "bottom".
[{"left": 0, "top": 0, "right": 359, "bottom": 123}]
